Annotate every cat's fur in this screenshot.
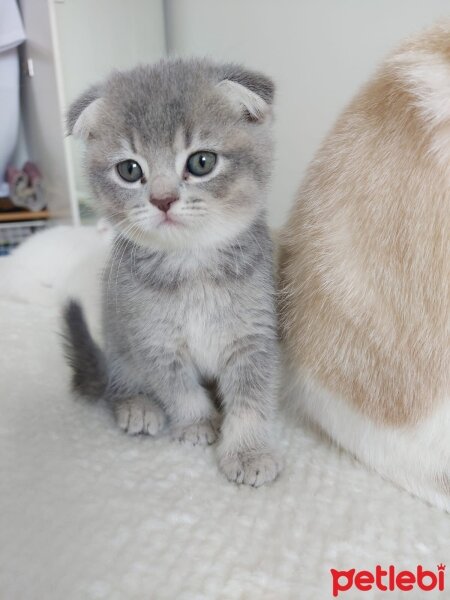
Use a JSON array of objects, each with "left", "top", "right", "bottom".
[
  {"left": 279, "top": 22, "right": 450, "bottom": 510},
  {"left": 64, "top": 59, "right": 281, "bottom": 486}
]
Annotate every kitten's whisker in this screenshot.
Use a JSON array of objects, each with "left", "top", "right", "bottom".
[
  {"left": 106, "top": 234, "right": 128, "bottom": 304},
  {"left": 185, "top": 198, "right": 205, "bottom": 205},
  {"left": 113, "top": 224, "right": 140, "bottom": 313},
  {"left": 131, "top": 238, "right": 139, "bottom": 280},
  {"left": 106, "top": 223, "right": 137, "bottom": 306},
  {"left": 131, "top": 227, "right": 146, "bottom": 280},
  {"left": 111, "top": 216, "right": 132, "bottom": 230},
  {"left": 180, "top": 212, "right": 207, "bottom": 218}
]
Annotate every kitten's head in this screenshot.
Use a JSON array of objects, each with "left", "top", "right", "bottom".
[{"left": 68, "top": 59, "right": 275, "bottom": 250}]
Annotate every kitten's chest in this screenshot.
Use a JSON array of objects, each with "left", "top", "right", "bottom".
[
  {"left": 179, "top": 282, "right": 233, "bottom": 375},
  {"left": 122, "top": 249, "right": 251, "bottom": 375}
]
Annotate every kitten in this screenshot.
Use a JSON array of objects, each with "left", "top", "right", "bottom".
[
  {"left": 63, "top": 59, "right": 281, "bottom": 486},
  {"left": 279, "top": 22, "right": 450, "bottom": 510}
]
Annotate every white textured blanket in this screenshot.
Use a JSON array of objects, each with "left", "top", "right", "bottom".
[{"left": 1, "top": 226, "right": 448, "bottom": 600}]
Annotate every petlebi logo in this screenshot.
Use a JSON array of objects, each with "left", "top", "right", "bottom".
[{"left": 330, "top": 564, "right": 446, "bottom": 597}]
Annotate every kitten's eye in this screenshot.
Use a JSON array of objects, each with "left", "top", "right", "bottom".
[
  {"left": 116, "top": 160, "right": 143, "bottom": 183},
  {"left": 186, "top": 151, "right": 217, "bottom": 177}
]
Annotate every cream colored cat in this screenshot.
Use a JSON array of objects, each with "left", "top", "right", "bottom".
[{"left": 280, "top": 22, "right": 450, "bottom": 510}]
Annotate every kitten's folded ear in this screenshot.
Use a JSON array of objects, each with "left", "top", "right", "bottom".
[
  {"left": 66, "top": 85, "right": 105, "bottom": 140},
  {"left": 217, "top": 65, "right": 275, "bottom": 123}
]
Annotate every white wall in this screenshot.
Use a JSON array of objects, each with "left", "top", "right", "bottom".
[
  {"left": 54, "top": 0, "right": 166, "bottom": 205},
  {"left": 165, "top": 0, "right": 450, "bottom": 226}
]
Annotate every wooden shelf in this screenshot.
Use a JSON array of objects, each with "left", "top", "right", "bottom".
[{"left": 0, "top": 210, "right": 49, "bottom": 223}]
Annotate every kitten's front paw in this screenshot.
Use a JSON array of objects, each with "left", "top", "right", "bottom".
[
  {"left": 115, "top": 396, "right": 166, "bottom": 436},
  {"left": 219, "top": 450, "right": 281, "bottom": 487},
  {"left": 172, "top": 420, "right": 218, "bottom": 446}
]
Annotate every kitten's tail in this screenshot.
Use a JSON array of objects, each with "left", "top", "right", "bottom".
[{"left": 63, "top": 300, "right": 108, "bottom": 400}]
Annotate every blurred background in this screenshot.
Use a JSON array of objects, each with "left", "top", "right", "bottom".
[{"left": 1, "top": 0, "right": 449, "bottom": 254}]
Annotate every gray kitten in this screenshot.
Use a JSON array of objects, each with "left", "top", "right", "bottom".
[{"left": 64, "top": 58, "right": 281, "bottom": 486}]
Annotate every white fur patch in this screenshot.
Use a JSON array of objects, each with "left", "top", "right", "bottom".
[
  {"left": 286, "top": 368, "right": 450, "bottom": 511},
  {"left": 72, "top": 98, "right": 105, "bottom": 140},
  {"left": 390, "top": 51, "right": 450, "bottom": 124},
  {"left": 389, "top": 51, "right": 450, "bottom": 162},
  {"left": 217, "top": 80, "right": 270, "bottom": 122}
]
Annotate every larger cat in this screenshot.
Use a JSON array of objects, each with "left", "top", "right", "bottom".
[
  {"left": 64, "top": 59, "right": 281, "bottom": 486},
  {"left": 280, "top": 22, "right": 450, "bottom": 510}
]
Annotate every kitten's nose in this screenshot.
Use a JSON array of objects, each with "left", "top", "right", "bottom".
[{"left": 149, "top": 195, "right": 178, "bottom": 213}]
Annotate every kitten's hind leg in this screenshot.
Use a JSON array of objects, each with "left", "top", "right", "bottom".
[
  {"left": 115, "top": 395, "right": 166, "bottom": 436},
  {"left": 171, "top": 418, "right": 219, "bottom": 446},
  {"left": 146, "top": 351, "right": 219, "bottom": 446},
  {"left": 166, "top": 386, "right": 220, "bottom": 446},
  {"left": 172, "top": 380, "right": 222, "bottom": 445}
]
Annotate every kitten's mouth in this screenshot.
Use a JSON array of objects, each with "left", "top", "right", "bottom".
[{"left": 157, "top": 214, "right": 180, "bottom": 227}]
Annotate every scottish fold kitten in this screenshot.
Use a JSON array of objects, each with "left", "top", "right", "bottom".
[{"left": 64, "top": 59, "right": 281, "bottom": 486}]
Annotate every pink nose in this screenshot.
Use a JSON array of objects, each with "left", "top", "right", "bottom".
[{"left": 149, "top": 195, "right": 178, "bottom": 213}]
